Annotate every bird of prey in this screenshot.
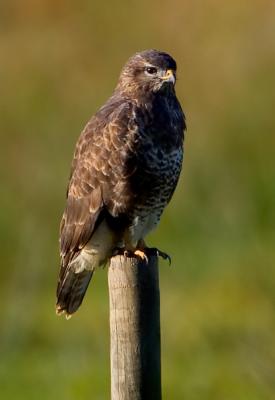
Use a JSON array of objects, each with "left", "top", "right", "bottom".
[{"left": 56, "top": 49, "right": 186, "bottom": 318}]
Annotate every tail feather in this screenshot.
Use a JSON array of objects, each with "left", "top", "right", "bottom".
[{"left": 56, "top": 270, "right": 93, "bottom": 318}]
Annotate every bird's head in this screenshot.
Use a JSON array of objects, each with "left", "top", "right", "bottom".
[{"left": 117, "top": 49, "right": 177, "bottom": 97}]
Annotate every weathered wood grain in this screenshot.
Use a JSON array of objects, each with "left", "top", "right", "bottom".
[{"left": 108, "top": 255, "right": 161, "bottom": 400}]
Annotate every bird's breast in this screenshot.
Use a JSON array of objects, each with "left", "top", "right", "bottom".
[{"left": 129, "top": 143, "right": 183, "bottom": 210}]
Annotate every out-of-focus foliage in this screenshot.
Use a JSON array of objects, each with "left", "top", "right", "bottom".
[{"left": 0, "top": 1, "right": 275, "bottom": 399}]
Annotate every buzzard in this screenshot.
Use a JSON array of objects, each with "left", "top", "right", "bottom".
[{"left": 56, "top": 49, "right": 186, "bottom": 318}]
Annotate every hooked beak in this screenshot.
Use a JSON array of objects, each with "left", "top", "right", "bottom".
[{"left": 160, "top": 69, "right": 176, "bottom": 85}]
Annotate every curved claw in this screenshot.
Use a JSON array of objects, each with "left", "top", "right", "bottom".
[
  {"left": 122, "top": 249, "right": 149, "bottom": 263},
  {"left": 134, "top": 249, "right": 149, "bottom": 263},
  {"left": 112, "top": 247, "right": 171, "bottom": 265},
  {"left": 146, "top": 247, "right": 172, "bottom": 265}
]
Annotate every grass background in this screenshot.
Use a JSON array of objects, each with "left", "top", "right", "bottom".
[{"left": 1, "top": 1, "right": 275, "bottom": 398}]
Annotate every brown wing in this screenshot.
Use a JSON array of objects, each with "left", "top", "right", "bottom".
[{"left": 57, "top": 98, "right": 137, "bottom": 294}]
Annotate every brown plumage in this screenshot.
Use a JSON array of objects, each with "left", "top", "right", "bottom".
[{"left": 56, "top": 49, "right": 186, "bottom": 318}]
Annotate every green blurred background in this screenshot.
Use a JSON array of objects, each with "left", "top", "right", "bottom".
[{"left": 1, "top": 1, "right": 275, "bottom": 399}]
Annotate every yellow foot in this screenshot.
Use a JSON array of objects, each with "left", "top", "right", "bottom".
[
  {"left": 134, "top": 249, "right": 149, "bottom": 263},
  {"left": 119, "top": 248, "right": 149, "bottom": 263},
  {"left": 113, "top": 246, "right": 170, "bottom": 264}
]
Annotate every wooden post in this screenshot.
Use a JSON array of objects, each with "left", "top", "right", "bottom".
[{"left": 108, "top": 254, "right": 161, "bottom": 400}]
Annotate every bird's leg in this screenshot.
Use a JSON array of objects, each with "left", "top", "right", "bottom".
[
  {"left": 112, "top": 235, "right": 149, "bottom": 263},
  {"left": 112, "top": 247, "right": 148, "bottom": 263},
  {"left": 126, "top": 239, "right": 171, "bottom": 265},
  {"left": 112, "top": 238, "right": 171, "bottom": 265}
]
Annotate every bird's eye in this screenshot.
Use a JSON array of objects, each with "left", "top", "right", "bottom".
[{"left": 145, "top": 66, "right": 158, "bottom": 75}]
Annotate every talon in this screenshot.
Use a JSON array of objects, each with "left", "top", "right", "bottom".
[
  {"left": 134, "top": 249, "right": 149, "bottom": 263},
  {"left": 147, "top": 247, "right": 172, "bottom": 265},
  {"left": 113, "top": 247, "right": 164, "bottom": 265},
  {"left": 157, "top": 250, "right": 171, "bottom": 265}
]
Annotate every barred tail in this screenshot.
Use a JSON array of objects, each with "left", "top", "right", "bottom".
[{"left": 56, "top": 269, "right": 93, "bottom": 319}]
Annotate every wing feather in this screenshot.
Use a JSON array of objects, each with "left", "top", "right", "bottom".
[{"left": 57, "top": 97, "right": 137, "bottom": 295}]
